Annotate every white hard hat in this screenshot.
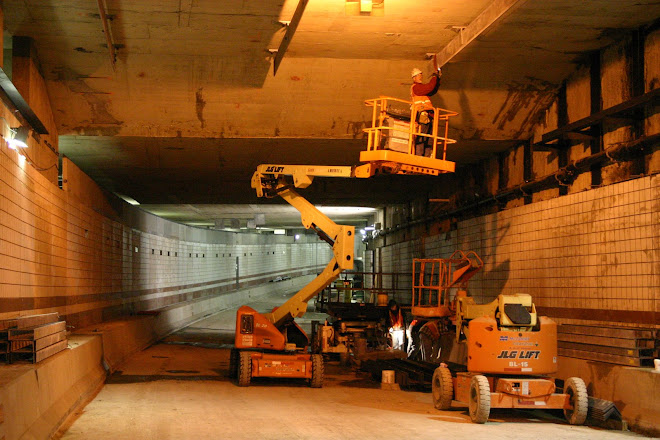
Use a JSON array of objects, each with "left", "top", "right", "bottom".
[{"left": 411, "top": 68, "right": 422, "bottom": 78}]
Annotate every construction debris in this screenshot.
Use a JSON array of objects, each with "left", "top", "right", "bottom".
[{"left": 557, "top": 324, "right": 658, "bottom": 367}]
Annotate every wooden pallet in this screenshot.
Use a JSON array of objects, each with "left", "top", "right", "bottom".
[
  {"left": 9, "top": 321, "right": 66, "bottom": 341},
  {"left": 0, "top": 341, "right": 7, "bottom": 363},
  {"left": 0, "top": 313, "right": 59, "bottom": 330},
  {"left": 10, "top": 331, "right": 66, "bottom": 352},
  {"left": 9, "top": 339, "right": 68, "bottom": 364},
  {"left": 0, "top": 329, "right": 8, "bottom": 364},
  {"left": 0, "top": 319, "right": 17, "bottom": 331},
  {"left": 15, "top": 313, "right": 59, "bottom": 329},
  {"left": 8, "top": 321, "right": 68, "bottom": 364},
  {"left": 558, "top": 324, "right": 658, "bottom": 367}
]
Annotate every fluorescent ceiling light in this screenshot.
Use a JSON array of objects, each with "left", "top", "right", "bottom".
[
  {"left": 317, "top": 206, "right": 377, "bottom": 216},
  {"left": 116, "top": 193, "right": 140, "bottom": 205},
  {"left": 361, "top": 0, "right": 372, "bottom": 12}
]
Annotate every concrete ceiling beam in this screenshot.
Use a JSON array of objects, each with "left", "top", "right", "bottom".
[{"left": 432, "top": 0, "right": 527, "bottom": 68}]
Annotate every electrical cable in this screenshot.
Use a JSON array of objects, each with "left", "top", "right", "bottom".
[
  {"left": 20, "top": 146, "right": 59, "bottom": 172},
  {"left": 1, "top": 131, "right": 59, "bottom": 172}
]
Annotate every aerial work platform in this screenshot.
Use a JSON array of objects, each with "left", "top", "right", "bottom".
[
  {"left": 361, "top": 96, "right": 458, "bottom": 176},
  {"left": 239, "top": 97, "right": 460, "bottom": 387}
]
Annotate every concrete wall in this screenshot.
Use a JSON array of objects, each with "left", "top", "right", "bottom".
[
  {"left": 10, "top": 36, "right": 59, "bottom": 185},
  {"left": 0, "top": 138, "right": 333, "bottom": 331},
  {"left": 557, "top": 357, "right": 660, "bottom": 437},
  {"left": 646, "top": 25, "right": 660, "bottom": 172}
]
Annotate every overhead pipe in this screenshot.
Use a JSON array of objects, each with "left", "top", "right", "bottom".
[
  {"left": 377, "top": 133, "right": 659, "bottom": 237},
  {"left": 97, "top": 0, "right": 116, "bottom": 70}
]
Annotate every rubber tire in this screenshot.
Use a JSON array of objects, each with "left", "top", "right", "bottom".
[
  {"left": 564, "top": 377, "right": 588, "bottom": 425},
  {"left": 237, "top": 351, "right": 252, "bottom": 387},
  {"left": 310, "top": 354, "right": 324, "bottom": 388},
  {"left": 432, "top": 366, "right": 453, "bottom": 410},
  {"left": 228, "top": 348, "right": 238, "bottom": 378},
  {"left": 339, "top": 351, "right": 350, "bottom": 366},
  {"left": 469, "top": 375, "right": 491, "bottom": 424}
]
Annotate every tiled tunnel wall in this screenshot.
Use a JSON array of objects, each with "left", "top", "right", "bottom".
[
  {"left": 375, "top": 174, "right": 659, "bottom": 327},
  {"left": 0, "top": 141, "right": 332, "bottom": 330}
]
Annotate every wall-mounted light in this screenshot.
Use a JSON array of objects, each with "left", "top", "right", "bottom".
[
  {"left": 346, "top": 0, "right": 384, "bottom": 16},
  {"left": 360, "top": 0, "right": 372, "bottom": 12},
  {"left": 0, "top": 117, "right": 30, "bottom": 151},
  {"left": 7, "top": 126, "right": 29, "bottom": 150}
]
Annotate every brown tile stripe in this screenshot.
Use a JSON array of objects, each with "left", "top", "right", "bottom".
[
  {"left": 536, "top": 307, "right": 658, "bottom": 326},
  {"left": 0, "top": 267, "right": 317, "bottom": 314}
]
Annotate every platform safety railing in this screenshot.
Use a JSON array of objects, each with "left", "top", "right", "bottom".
[{"left": 363, "top": 96, "right": 458, "bottom": 161}]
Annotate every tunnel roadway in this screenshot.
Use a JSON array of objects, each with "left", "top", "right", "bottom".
[{"left": 55, "top": 291, "right": 643, "bottom": 440}]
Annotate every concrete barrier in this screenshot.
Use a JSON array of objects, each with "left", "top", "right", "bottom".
[
  {"left": 557, "top": 356, "right": 660, "bottom": 436},
  {"left": 0, "top": 335, "right": 106, "bottom": 440}
]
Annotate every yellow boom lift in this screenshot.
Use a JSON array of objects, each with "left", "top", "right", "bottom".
[
  {"left": 231, "top": 97, "right": 458, "bottom": 387},
  {"left": 411, "top": 252, "right": 588, "bottom": 424}
]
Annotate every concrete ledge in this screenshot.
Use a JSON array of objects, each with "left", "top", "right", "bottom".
[
  {"left": 557, "top": 356, "right": 660, "bottom": 436},
  {"left": 0, "top": 335, "right": 106, "bottom": 440},
  {"left": 0, "top": 276, "right": 313, "bottom": 440}
]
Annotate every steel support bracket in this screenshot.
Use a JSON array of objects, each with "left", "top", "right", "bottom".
[{"left": 273, "top": 0, "right": 309, "bottom": 75}]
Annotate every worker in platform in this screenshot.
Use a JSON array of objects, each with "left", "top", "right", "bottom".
[
  {"left": 410, "top": 62, "right": 442, "bottom": 157},
  {"left": 388, "top": 299, "right": 405, "bottom": 351}
]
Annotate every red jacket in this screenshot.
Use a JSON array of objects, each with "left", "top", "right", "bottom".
[
  {"left": 411, "top": 74, "right": 441, "bottom": 98},
  {"left": 411, "top": 73, "right": 441, "bottom": 111}
]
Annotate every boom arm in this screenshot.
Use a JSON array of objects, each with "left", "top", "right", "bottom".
[
  {"left": 251, "top": 148, "right": 458, "bottom": 327},
  {"left": 252, "top": 165, "right": 361, "bottom": 328}
]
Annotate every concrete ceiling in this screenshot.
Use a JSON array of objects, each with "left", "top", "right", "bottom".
[{"left": 4, "top": 0, "right": 660, "bottom": 228}]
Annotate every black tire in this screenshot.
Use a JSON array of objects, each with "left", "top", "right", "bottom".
[
  {"left": 310, "top": 321, "right": 320, "bottom": 354},
  {"left": 469, "top": 375, "right": 491, "bottom": 424},
  {"left": 339, "top": 351, "right": 349, "bottom": 366},
  {"left": 432, "top": 366, "right": 453, "bottom": 410},
  {"left": 238, "top": 351, "right": 252, "bottom": 387},
  {"left": 310, "top": 354, "right": 324, "bottom": 388},
  {"left": 228, "top": 348, "right": 238, "bottom": 378},
  {"left": 564, "top": 377, "right": 588, "bottom": 425}
]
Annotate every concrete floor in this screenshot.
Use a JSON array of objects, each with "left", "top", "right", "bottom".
[{"left": 56, "top": 291, "right": 644, "bottom": 440}]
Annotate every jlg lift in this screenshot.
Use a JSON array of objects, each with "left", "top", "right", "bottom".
[
  {"left": 410, "top": 251, "right": 588, "bottom": 424},
  {"left": 231, "top": 97, "right": 458, "bottom": 387}
]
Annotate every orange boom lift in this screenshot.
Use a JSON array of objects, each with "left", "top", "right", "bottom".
[
  {"left": 231, "top": 97, "right": 458, "bottom": 387},
  {"left": 411, "top": 251, "right": 588, "bottom": 424}
]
